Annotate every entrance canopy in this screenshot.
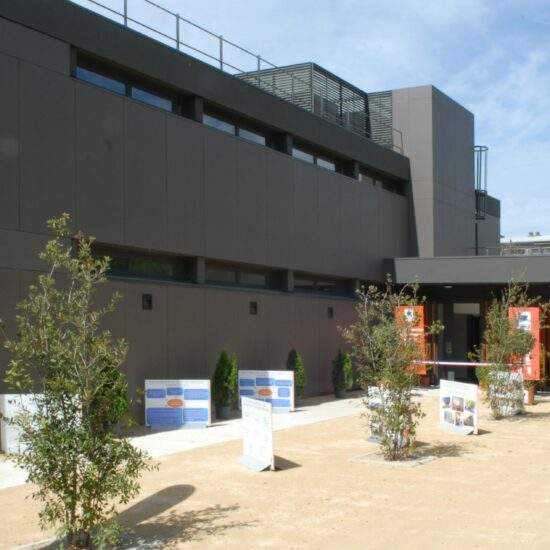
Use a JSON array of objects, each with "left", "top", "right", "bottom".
[{"left": 389, "top": 256, "right": 550, "bottom": 286}]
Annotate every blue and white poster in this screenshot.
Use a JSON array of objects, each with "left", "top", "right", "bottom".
[
  {"left": 145, "top": 380, "right": 211, "bottom": 429},
  {"left": 238, "top": 370, "right": 294, "bottom": 413}
]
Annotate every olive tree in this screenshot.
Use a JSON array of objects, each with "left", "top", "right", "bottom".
[
  {"left": 475, "top": 281, "right": 546, "bottom": 418},
  {"left": 342, "top": 281, "right": 442, "bottom": 460},
  {"left": 1, "top": 214, "right": 153, "bottom": 548}
]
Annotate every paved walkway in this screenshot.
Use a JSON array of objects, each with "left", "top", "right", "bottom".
[
  {"left": 130, "top": 392, "right": 364, "bottom": 458},
  {"left": 0, "top": 389, "right": 442, "bottom": 490},
  {"left": 0, "top": 392, "right": 367, "bottom": 490}
]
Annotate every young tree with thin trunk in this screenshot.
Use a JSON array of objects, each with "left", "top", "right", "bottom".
[
  {"left": 475, "top": 281, "right": 547, "bottom": 418},
  {"left": 1, "top": 214, "right": 153, "bottom": 548},
  {"left": 342, "top": 280, "right": 442, "bottom": 461}
]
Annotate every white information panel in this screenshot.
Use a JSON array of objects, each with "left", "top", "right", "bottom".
[
  {"left": 238, "top": 370, "right": 294, "bottom": 413},
  {"left": 439, "top": 380, "right": 479, "bottom": 435},
  {"left": 240, "top": 396, "right": 274, "bottom": 472},
  {"left": 145, "top": 380, "right": 211, "bottom": 429},
  {"left": 0, "top": 394, "right": 38, "bottom": 454}
]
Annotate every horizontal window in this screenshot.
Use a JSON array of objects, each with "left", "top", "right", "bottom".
[
  {"left": 75, "top": 66, "right": 126, "bottom": 95},
  {"left": 205, "top": 263, "right": 238, "bottom": 285},
  {"left": 94, "top": 246, "right": 193, "bottom": 283},
  {"left": 204, "top": 113, "right": 236, "bottom": 135},
  {"left": 359, "top": 171, "right": 374, "bottom": 184},
  {"left": 294, "top": 274, "right": 353, "bottom": 297},
  {"left": 204, "top": 112, "right": 268, "bottom": 146},
  {"left": 206, "top": 261, "right": 282, "bottom": 290},
  {"left": 293, "top": 146, "right": 338, "bottom": 172},
  {"left": 238, "top": 127, "right": 266, "bottom": 146},
  {"left": 76, "top": 60, "right": 175, "bottom": 115},
  {"left": 131, "top": 86, "right": 173, "bottom": 112},
  {"left": 292, "top": 147, "right": 314, "bottom": 164},
  {"left": 316, "top": 157, "right": 336, "bottom": 172}
]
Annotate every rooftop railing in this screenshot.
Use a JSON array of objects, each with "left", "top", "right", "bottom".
[{"left": 70, "top": 0, "right": 403, "bottom": 153}]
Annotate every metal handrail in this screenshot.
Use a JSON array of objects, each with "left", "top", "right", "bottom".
[{"left": 71, "top": 0, "right": 403, "bottom": 153}]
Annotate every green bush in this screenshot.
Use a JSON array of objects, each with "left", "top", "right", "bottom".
[
  {"left": 212, "top": 351, "right": 238, "bottom": 408},
  {"left": 332, "top": 349, "right": 353, "bottom": 392},
  {"left": 287, "top": 349, "right": 305, "bottom": 398}
]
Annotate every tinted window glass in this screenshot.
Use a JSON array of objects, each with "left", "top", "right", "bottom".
[
  {"left": 76, "top": 66, "right": 126, "bottom": 95},
  {"left": 131, "top": 87, "right": 173, "bottom": 112},
  {"left": 205, "top": 264, "right": 238, "bottom": 285},
  {"left": 294, "top": 275, "right": 351, "bottom": 296},
  {"left": 238, "top": 127, "right": 266, "bottom": 146},
  {"left": 359, "top": 172, "right": 374, "bottom": 184},
  {"left": 239, "top": 270, "right": 267, "bottom": 288},
  {"left": 317, "top": 157, "right": 336, "bottom": 171},
  {"left": 203, "top": 114, "right": 236, "bottom": 135},
  {"left": 96, "top": 247, "right": 192, "bottom": 282},
  {"left": 292, "top": 148, "right": 314, "bottom": 164},
  {"left": 294, "top": 277, "right": 316, "bottom": 291}
]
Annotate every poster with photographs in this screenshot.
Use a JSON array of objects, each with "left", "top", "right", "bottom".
[{"left": 439, "top": 380, "right": 478, "bottom": 435}]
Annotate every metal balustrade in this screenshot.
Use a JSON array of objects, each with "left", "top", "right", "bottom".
[{"left": 71, "top": 0, "right": 403, "bottom": 153}]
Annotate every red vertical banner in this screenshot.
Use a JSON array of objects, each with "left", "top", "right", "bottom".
[
  {"left": 508, "top": 307, "right": 541, "bottom": 381},
  {"left": 396, "top": 305, "right": 427, "bottom": 375}
]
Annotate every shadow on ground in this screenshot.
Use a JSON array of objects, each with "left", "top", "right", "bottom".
[
  {"left": 120, "top": 503, "right": 254, "bottom": 548},
  {"left": 274, "top": 455, "right": 301, "bottom": 471},
  {"left": 108, "top": 485, "right": 254, "bottom": 547},
  {"left": 414, "top": 441, "right": 467, "bottom": 458}
]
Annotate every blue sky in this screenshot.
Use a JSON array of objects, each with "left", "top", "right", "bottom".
[{"left": 76, "top": 0, "right": 550, "bottom": 238}]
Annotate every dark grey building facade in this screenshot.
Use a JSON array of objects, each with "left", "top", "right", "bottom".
[{"left": 3, "top": 0, "right": 545, "bottom": 399}]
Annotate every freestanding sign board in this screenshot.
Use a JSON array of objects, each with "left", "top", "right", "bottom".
[
  {"left": 396, "top": 305, "right": 427, "bottom": 375},
  {"left": 509, "top": 307, "right": 541, "bottom": 381},
  {"left": 238, "top": 370, "right": 294, "bottom": 413},
  {"left": 0, "top": 394, "right": 38, "bottom": 454},
  {"left": 439, "top": 380, "right": 478, "bottom": 435},
  {"left": 145, "top": 380, "right": 211, "bottom": 429},
  {"left": 240, "top": 396, "right": 274, "bottom": 471}
]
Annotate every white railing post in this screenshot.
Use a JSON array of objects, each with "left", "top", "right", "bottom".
[
  {"left": 257, "top": 55, "right": 261, "bottom": 84},
  {"left": 219, "top": 35, "right": 224, "bottom": 70},
  {"left": 123, "top": 0, "right": 128, "bottom": 26},
  {"left": 175, "top": 14, "right": 180, "bottom": 50}
]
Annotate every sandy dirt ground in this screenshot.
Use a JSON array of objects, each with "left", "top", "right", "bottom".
[{"left": 2, "top": 392, "right": 550, "bottom": 549}]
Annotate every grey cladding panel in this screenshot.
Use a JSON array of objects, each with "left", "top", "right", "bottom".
[
  {"left": 264, "top": 294, "right": 296, "bottom": 370},
  {"left": 122, "top": 282, "right": 168, "bottom": 402},
  {"left": 292, "top": 297, "right": 321, "bottom": 396},
  {"left": 166, "top": 285, "right": 206, "bottom": 379},
  {"left": 293, "top": 161, "right": 319, "bottom": 272},
  {"left": 231, "top": 290, "right": 269, "bottom": 371},
  {"left": 317, "top": 170, "right": 342, "bottom": 275},
  {"left": 75, "top": 83, "right": 124, "bottom": 243},
  {"left": 360, "top": 183, "right": 381, "bottom": 279},
  {"left": 124, "top": 102, "right": 167, "bottom": 250},
  {"left": 0, "top": 229, "right": 49, "bottom": 271},
  {"left": 339, "top": 180, "right": 364, "bottom": 277},
  {"left": 19, "top": 63, "right": 75, "bottom": 234},
  {"left": 0, "top": 53, "right": 19, "bottom": 230},
  {"left": 204, "top": 290, "right": 239, "bottom": 377},
  {"left": 236, "top": 141, "right": 268, "bottom": 264},
  {"left": 266, "top": 151, "right": 294, "bottom": 268},
  {"left": 0, "top": 269, "right": 19, "bottom": 393},
  {"left": 166, "top": 117, "right": 206, "bottom": 256},
  {"left": 204, "top": 129, "right": 238, "bottom": 260},
  {"left": 0, "top": 17, "right": 69, "bottom": 74}
]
